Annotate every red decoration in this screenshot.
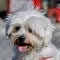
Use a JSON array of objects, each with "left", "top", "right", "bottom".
[
  {"left": 48, "top": 8, "right": 60, "bottom": 22},
  {"left": 39, "top": 56, "right": 53, "bottom": 60},
  {"left": 33, "top": 0, "right": 43, "bottom": 10}
]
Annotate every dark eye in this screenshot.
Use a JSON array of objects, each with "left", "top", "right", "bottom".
[
  {"left": 15, "top": 26, "right": 20, "bottom": 31},
  {"left": 28, "top": 28, "right": 32, "bottom": 33}
]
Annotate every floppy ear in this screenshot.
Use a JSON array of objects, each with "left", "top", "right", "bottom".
[
  {"left": 44, "top": 22, "right": 56, "bottom": 47},
  {"left": 6, "top": 27, "right": 13, "bottom": 39},
  {"left": 5, "top": 17, "right": 12, "bottom": 39}
]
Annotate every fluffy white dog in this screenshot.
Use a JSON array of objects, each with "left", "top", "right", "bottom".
[{"left": 6, "top": 10, "right": 60, "bottom": 60}]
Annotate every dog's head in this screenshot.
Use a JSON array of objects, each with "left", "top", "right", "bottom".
[{"left": 6, "top": 11, "right": 55, "bottom": 53}]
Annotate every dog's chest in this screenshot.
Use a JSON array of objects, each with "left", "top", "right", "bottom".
[
  {"left": 18, "top": 53, "right": 54, "bottom": 60},
  {"left": 18, "top": 52, "right": 40, "bottom": 60},
  {"left": 20, "top": 56, "right": 53, "bottom": 60}
]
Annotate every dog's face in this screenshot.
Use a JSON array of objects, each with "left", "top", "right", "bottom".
[
  {"left": 6, "top": 11, "right": 55, "bottom": 53},
  {"left": 7, "top": 18, "right": 44, "bottom": 53}
]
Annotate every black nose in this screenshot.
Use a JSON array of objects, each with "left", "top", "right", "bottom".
[{"left": 18, "top": 35, "right": 26, "bottom": 42}]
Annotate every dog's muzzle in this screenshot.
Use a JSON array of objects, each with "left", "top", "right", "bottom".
[{"left": 14, "top": 35, "right": 32, "bottom": 52}]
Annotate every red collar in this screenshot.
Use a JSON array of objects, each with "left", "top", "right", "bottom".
[{"left": 39, "top": 56, "right": 53, "bottom": 60}]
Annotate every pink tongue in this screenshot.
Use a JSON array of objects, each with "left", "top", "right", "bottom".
[{"left": 18, "top": 46, "right": 28, "bottom": 52}]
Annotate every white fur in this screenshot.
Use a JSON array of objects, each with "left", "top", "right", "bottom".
[{"left": 6, "top": 10, "right": 60, "bottom": 60}]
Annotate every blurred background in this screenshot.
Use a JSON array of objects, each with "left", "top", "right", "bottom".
[
  {"left": 0, "top": 0, "right": 60, "bottom": 60},
  {"left": 0, "top": 0, "right": 60, "bottom": 22}
]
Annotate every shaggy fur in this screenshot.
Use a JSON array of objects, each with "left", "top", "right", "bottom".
[{"left": 6, "top": 10, "right": 60, "bottom": 60}]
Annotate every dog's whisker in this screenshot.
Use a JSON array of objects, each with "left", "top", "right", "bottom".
[{"left": 10, "top": 35, "right": 19, "bottom": 44}]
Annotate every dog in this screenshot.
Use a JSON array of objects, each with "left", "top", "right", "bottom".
[{"left": 6, "top": 10, "right": 60, "bottom": 60}]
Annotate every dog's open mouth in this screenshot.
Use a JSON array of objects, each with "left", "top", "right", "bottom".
[
  {"left": 14, "top": 41, "right": 32, "bottom": 52},
  {"left": 18, "top": 43, "right": 31, "bottom": 52}
]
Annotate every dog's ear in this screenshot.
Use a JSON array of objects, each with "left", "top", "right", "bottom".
[
  {"left": 5, "top": 16, "right": 12, "bottom": 39},
  {"left": 6, "top": 26, "right": 13, "bottom": 39},
  {"left": 44, "top": 21, "right": 56, "bottom": 47}
]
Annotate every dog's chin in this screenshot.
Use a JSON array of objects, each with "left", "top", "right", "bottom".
[{"left": 14, "top": 40, "right": 35, "bottom": 53}]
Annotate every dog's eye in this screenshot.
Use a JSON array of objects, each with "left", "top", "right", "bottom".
[
  {"left": 15, "top": 26, "right": 20, "bottom": 31},
  {"left": 28, "top": 28, "right": 32, "bottom": 33}
]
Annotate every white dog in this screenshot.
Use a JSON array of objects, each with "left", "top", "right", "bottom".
[{"left": 6, "top": 10, "right": 60, "bottom": 60}]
